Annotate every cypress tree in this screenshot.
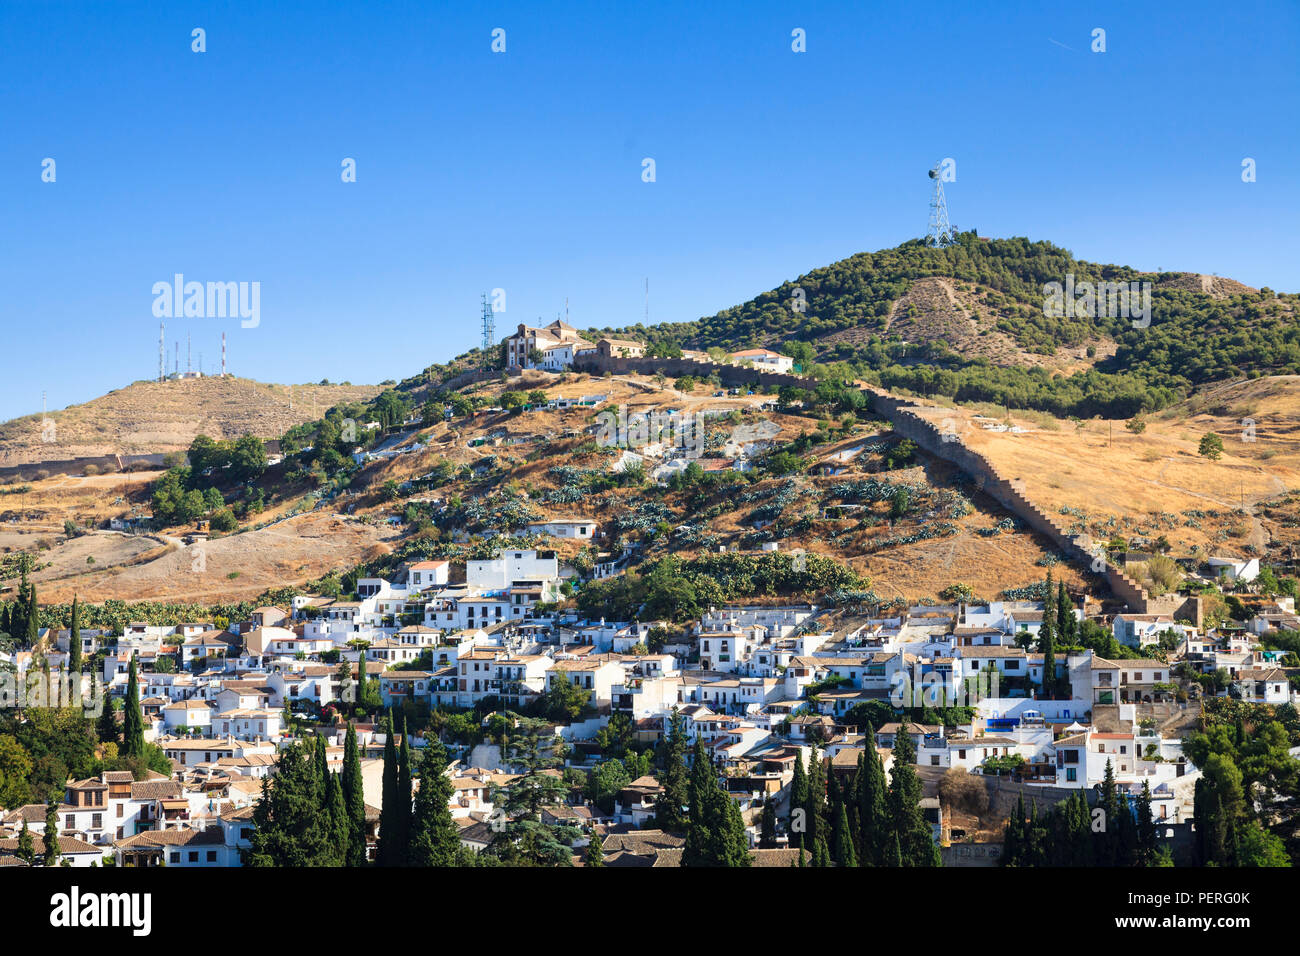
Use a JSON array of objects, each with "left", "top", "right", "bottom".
[
  {"left": 683, "top": 740, "right": 749, "bottom": 867},
  {"left": 313, "top": 734, "right": 329, "bottom": 806},
  {"left": 832, "top": 797, "right": 857, "bottom": 867},
  {"left": 121, "top": 654, "right": 144, "bottom": 758},
  {"left": 885, "top": 831, "right": 902, "bottom": 867},
  {"left": 887, "top": 727, "right": 939, "bottom": 866},
  {"left": 811, "top": 827, "right": 831, "bottom": 867},
  {"left": 1003, "top": 793, "right": 1025, "bottom": 865},
  {"left": 409, "top": 737, "right": 461, "bottom": 866},
  {"left": 1116, "top": 785, "right": 1139, "bottom": 866},
  {"left": 759, "top": 799, "right": 777, "bottom": 849},
  {"left": 342, "top": 724, "right": 368, "bottom": 865},
  {"left": 804, "top": 744, "right": 826, "bottom": 852},
  {"left": 789, "top": 746, "right": 809, "bottom": 836},
  {"left": 43, "top": 799, "right": 60, "bottom": 866},
  {"left": 855, "top": 725, "right": 888, "bottom": 865},
  {"left": 17, "top": 819, "right": 35, "bottom": 865},
  {"left": 1136, "top": 781, "right": 1157, "bottom": 866},
  {"left": 26, "top": 582, "right": 39, "bottom": 646},
  {"left": 67, "top": 595, "right": 82, "bottom": 674},
  {"left": 655, "top": 708, "right": 689, "bottom": 833},
  {"left": 247, "top": 742, "right": 331, "bottom": 866},
  {"left": 324, "top": 770, "right": 349, "bottom": 867},
  {"left": 96, "top": 678, "right": 118, "bottom": 746},
  {"left": 1057, "top": 581, "right": 1075, "bottom": 644},
  {"left": 395, "top": 715, "right": 413, "bottom": 863},
  {"left": 585, "top": 830, "right": 605, "bottom": 867},
  {"left": 1099, "top": 759, "right": 1120, "bottom": 865},
  {"left": 377, "top": 710, "right": 400, "bottom": 866}
]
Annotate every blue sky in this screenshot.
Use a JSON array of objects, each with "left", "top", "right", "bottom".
[{"left": 2, "top": 0, "right": 1297, "bottom": 421}]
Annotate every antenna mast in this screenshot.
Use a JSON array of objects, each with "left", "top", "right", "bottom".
[
  {"left": 925, "top": 161, "right": 957, "bottom": 248},
  {"left": 480, "top": 293, "right": 495, "bottom": 370}
]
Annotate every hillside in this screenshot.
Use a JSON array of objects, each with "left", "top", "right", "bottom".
[
  {"left": 0, "top": 377, "right": 383, "bottom": 467},
  {"left": 593, "top": 234, "right": 1297, "bottom": 420}
]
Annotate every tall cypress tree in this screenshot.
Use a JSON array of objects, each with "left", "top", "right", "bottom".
[
  {"left": 95, "top": 677, "right": 118, "bottom": 746},
  {"left": 43, "top": 798, "right": 61, "bottom": 866},
  {"left": 324, "top": 770, "right": 349, "bottom": 867},
  {"left": 683, "top": 740, "right": 749, "bottom": 867},
  {"left": 855, "top": 725, "right": 888, "bottom": 865},
  {"left": 759, "top": 799, "right": 777, "bottom": 849},
  {"left": 1056, "top": 581, "right": 1075, "bottom": 645},
  {"left": 887, "top": 727, "right": 939, "bottom": 866},
  {"left": 1038, "top": 572, "right": 1057, "bottom": 699},
  {"left": 409, "top": 737, "right": 461, "bottom": 866},
  {"left": 395, "top": 715, "right": 413, "bottom": 864},
  {"left": 341, "top": 724, "right": 368, "bottom": 865},
  {"left": 121, "top": 654, "right": 144, "bottom": 758},
  {"left": 26, "top": 581, "right": 39, "bottom": 646},
  {"left": 67, "top": 595, "right": 82, "bottom": 674},
  {"left": 803, "top": 744, "right": 826, "bottom": 853},
  {"left": 832, "top": 796, "right": 857, "bottom": 867},
  {"left": 17, "top": 819, "right": 35, "bottom": 865},
  {"left": 655, "top": 708, "right": 689, "bottom": 833},
  {"left": 585, "top": 829, "right": 605, "bottom": 867},
  {"left": 789, "top": 746, "right": 809, "bottom": 836},
  {"left": 377, "top": 710, "right": 400, "bottom": 866},
  {"left": 1136, "top": 781, "right": 1157, "bottom": 866},
  {"left": 247, "top": 742, "right": 331, "bottom": 866}
]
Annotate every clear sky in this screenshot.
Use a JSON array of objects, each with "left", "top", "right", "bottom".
[{"left": 3, "top": 0, "right": 1297, "bottom": 421}]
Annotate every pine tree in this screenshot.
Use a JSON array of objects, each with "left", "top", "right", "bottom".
[
  {"left": 341, "top": 724, "right": 368, "bottom": 865},
  {"left": 67, "top": 595, "right": 82, "bottom": 674},
  {"left": 121, "top": 654, "right": 144, "bottom": 758},
  {"left": 43, "top": 799, "right": 60, "bottom": 866},
  {"left": 17, "top": 819, "right": 35, "bottom": 865},
  {"left": 409, "top": 738, "right": 461, "bottom": 866},
  {"left": 655, "top": 708, "right": 689, "bottom": 833}
]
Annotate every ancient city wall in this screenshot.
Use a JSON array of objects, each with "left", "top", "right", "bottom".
[
  {"left": 863, "top": 387, "right": 1161, "bottom": 612},
  {"left": 572, "top": 354, "right": 820, "bottom": 392}
]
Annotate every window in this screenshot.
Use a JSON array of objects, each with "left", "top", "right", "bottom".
[
  {"left": 92, "top": 814, "right": 102, "bottom": 829},
  {"left": 170, "top": 852, "right": 180, "bottom": 863},
  {"left": 930, "top": 756, "right": 940, "bottom": 766},
  {"left": 1066, "top": 768, "right": 1077, "bottom": 782},
  {"left": 188, "top": 851, "right": 198, "bottom": 862},
  {"left": 206, "top": 851, "right": 217, "bottom": 862}
]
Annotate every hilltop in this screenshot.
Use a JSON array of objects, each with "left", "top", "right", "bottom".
[{"left": 0, "top": 376, "right": 383, "bottom": 467}]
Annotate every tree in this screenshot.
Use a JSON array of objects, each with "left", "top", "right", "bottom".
[
  {"left": 655, "top": 709, "right": 689, "bottom": 833},
  {"left": 323, "top": 766, "right": 349, "bottom": 867},
  {"left": 1199, "top": 432, "right": 1224, "bottom": 461},
  {"left": 887, "top": 728, "right": 939, "bottom": 866},
  {"left": 395, "top": 716, "right": 413, "bottom": 862},
  {"left": 831, "top": 797, "right": 857, "bottom": 867},
  {"left": 341, "top": 724, "right": 368, "bottom": 866},
  {"left": 17, "top": 819, "right": 35, "bottom": 865},
  {"left": 67, "top": 595, "right": 82, "bottom": 674},
  {"left": 539, "top": 673, "right": 590, "bottom": 723},
  {"left": 683, "top": 741, "right": 749, "bottom": 867},
  {"left": 409, "top": 738, "right": 461, "bottom": 867},
  {"left": 121, "top": 654, "right": 144, "bottom": 758},
  {"left": 1038, "top": 571, "right": 1057, "bottom": 699},
  {"left": 0, "top": 734, "right": 34, "bottom": 809},
  {"left": 377, "top": 712, "right": 403, "bottom": 866},
  {"left": 759, "top": 799, "right": 777, "bottom": 849},
  {"left": 43, "top": 798, "right": 61, "bottom": 866},
  {"left": 855, "top": 727, "right": 889, "bottom": 866},
  {"left": 1136, "top": 780, "right": 1157, "bottom": 866},
  {"left": 246, "top": 742, "right": 332, "bottom": 866},
  {"left": 585, "top": 830, "right": 605, "bottom": 867}
]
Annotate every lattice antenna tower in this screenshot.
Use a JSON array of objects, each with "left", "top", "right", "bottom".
[
  {"left": 480, "top": 293, "right": 495, "bottom": 369},
  {"left": 926, "top": 162, "right": 957, "bottom": 248}
]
